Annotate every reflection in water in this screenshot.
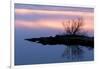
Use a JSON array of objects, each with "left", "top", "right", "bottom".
[{"left": 62, "top": 45, "right": 83, "bottom": 60}]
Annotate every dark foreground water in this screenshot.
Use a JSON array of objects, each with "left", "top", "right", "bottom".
[{"left": 15, "top": 28, "right": 94, "bottom": 65}]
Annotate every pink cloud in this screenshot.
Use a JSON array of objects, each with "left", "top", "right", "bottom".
[
  {"left": 15, "top": 9, "right": 93, "bottom": 18},
  {"left": 15, "top": 8, "right": 94, "bottom": 32},
  {"left": 15, "top": 18, "right": 93, "bottom": 32}
]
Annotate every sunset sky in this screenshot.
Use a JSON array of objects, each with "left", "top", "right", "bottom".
[{"left": 15, "top": 4, "right": 94, "bottom": 35}]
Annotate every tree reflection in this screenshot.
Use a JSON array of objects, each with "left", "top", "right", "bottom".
[{"left": 62, "top": 45, "right": 83, "bottom": 60}]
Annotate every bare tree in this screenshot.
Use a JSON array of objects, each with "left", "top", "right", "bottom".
[{"left": 62, "top": 17, "right": 84, "bottom": 35}]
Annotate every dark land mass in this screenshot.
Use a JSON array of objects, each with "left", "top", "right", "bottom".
[{"left": 25, "top": 35, "right": 94, "bottom": 48}]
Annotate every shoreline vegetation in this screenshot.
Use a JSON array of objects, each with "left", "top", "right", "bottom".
[
  {"left": 25, "top": 17, "right": 94, "bottom": 48},
  {"left": 25, "top": 34, "right": 94, "bottom": 48}
]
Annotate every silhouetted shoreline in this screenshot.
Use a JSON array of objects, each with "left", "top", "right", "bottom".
[{"left": 25, "top": 35, "right": 94, "bottom": 48}]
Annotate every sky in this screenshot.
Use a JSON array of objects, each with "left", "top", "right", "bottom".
[{"left": 15, "top": 3, "right": 94, "bottom": 36}]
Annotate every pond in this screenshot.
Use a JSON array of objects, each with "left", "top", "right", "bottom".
[{"left": 15, "top": 28, "right": 94, "bottom": 65}]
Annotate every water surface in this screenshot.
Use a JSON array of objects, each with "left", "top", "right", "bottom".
[{"left": 15, "top": 28, "right": 94, "bottom": 65}]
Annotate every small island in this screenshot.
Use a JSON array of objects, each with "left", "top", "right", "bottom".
[{"left": 25, "top": 17, "right": 94, "bottom": 48}]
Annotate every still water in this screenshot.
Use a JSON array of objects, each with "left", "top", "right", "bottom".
[{"left": 15, "top": 28, "right": 94, "bottom": 65}]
